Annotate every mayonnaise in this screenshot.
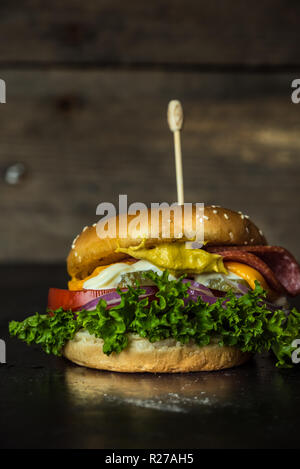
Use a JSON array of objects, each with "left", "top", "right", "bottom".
[
  {"left": 83, "top": 260, "right": 168, "bottom": 290},
  {"left": 194, "top": 271, "right": 243, "bottom": 287}
]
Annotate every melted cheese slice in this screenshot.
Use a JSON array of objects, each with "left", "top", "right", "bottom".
[{"left": 225, "top": 261, "right": 273, "bottom": 294}]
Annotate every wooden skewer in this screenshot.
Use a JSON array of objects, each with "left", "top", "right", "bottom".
[{"left": 167, "top": 100, "right": 184, "bottom": 205}]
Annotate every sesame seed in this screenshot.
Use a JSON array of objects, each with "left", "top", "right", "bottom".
[
  {"left": 240, "top": 213, "right": 245, "bottom": 219},
  {"left": 244, "top": 215, "right": 249, "bottom": 219},
  {"left": 74, "top": 252, "right": 78, "bottom": 257},
  {"left": 224, "top": 213, "right": 229, "bottom": 220},
  {"left": 250, "top": 238, "right": 254, "bottom": 243},
  {"left": 211, "top": 205, "right": 216, "bottom": 208},
  {"left": 245, "top": 226, "right": 249, "bottom": 233},
  {"left": 203, "top": 215, "right": 209, "bottom": 220},
  {"left": 92, "top": 223, "right": 97, "bottom": 227},
  {"left": 244, "top": 241, "right": 248, "bottom": 245},
  {"left": 229, "top": 231, "right": 233, "bottom": 239},
  {"left": 259, "top": 229, "right": 263, "bottom": 236},
  {"left": 213, "top": 209, "right": 218, "bottom": 214}
]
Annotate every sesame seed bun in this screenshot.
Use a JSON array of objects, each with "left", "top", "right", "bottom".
[
  {"left": 63, "top": 331, "right": 252, "bottom": 373},
  {"left": 67, "top": 205, "right": 266, "bottom": 279}
]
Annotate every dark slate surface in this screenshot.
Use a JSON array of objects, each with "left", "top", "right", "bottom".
[{"left": 1, "top": 264, "right": 300, "bottom": 449}]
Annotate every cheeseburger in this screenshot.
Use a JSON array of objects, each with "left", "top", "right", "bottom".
[{"left": 9, "top": 205, "right": 300, "bottom": 371}]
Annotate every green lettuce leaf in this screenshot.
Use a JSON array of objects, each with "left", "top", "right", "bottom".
[
  {"left": 8, "top": 271, "right": 300, "bottom": 367},
  {"left": 9, "top": 309, "right": 80, "bottom": 356}
]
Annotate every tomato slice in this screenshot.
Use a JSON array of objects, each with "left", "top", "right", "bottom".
[{"left": 47, "top": 288, "right": 116, "bottom": 312}]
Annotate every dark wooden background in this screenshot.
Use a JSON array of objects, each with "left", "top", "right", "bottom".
[{"left": 0, "top": 0, "right": 299, "bottom": 262}]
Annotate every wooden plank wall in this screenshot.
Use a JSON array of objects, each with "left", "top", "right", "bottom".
[{"left": 0, "top": 1, "right": 299, "bottom": 262}]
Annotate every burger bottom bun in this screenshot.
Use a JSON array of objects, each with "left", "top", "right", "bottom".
[{"left": 63, "top": 330, "right": 252, "bottom": 373}]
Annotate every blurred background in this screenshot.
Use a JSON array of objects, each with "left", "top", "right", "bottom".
[{"left": 0, "top": 0, "right": 299, "bottom": 263}]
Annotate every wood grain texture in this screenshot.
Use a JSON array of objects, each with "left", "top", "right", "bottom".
[
  {"left": 0, "top": 0, "right": 300, "bottom": 66},
  {"left": 0, "top": 70, "right": 299, "bottom": 262}
]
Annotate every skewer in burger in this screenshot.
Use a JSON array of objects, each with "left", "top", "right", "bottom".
[{"left": 9, "top": 206, "right": 300, "bottom": 371}]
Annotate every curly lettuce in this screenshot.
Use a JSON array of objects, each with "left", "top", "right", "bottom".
[{"left": 9, "top": 271, "right": 300, "bottom": 367}]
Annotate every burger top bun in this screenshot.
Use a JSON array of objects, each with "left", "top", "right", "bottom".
[{"left": 67, "top": 205, "right": 266, "bottom": 279}]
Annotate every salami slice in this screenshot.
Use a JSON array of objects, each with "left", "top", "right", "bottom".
[{"left": 206, "top": 246, "right": 300, "bottom": 296}]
